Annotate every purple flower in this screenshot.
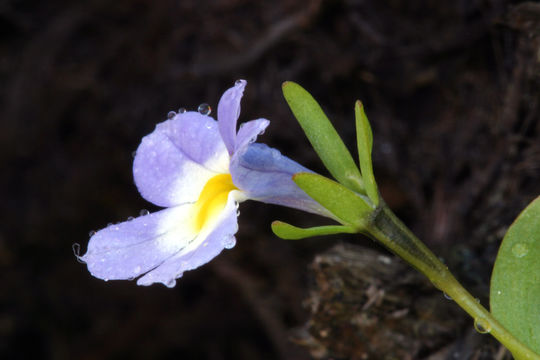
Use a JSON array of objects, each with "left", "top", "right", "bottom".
[{"left": 81, "top": 80, "right": 331, "bottom": 287}]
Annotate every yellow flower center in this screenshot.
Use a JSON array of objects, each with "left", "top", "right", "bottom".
[{"left": 193, "top": 174, "right": 237, "bottom": 231}]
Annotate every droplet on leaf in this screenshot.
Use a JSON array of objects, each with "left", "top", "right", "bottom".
[{"left": 511, "top": 243, "right": 528, "bottom": 258}]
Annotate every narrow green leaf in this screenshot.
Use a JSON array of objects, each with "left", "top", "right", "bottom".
[
  {"left": 293, "top": 172, "right": 373, "bottom": 227},
  {"left": 490, "top": 196, "right": 540, "bottom": 355},
  {"left": 271, "top": 221, "right": 357, "bottom": 240},
  {"left": 355, "top": 101, "right": 379, "bottom": 205},
  {"left": 282, "top": 81, "right": 364, "bottom": 193}
]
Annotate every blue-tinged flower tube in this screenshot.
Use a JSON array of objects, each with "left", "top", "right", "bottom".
[{"left": 81, "top": 80, "right": 332, "bottom": 288}]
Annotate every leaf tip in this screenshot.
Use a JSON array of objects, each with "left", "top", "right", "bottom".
[{"left": 292, "top": 172, "right": 309, "bottom": 182}]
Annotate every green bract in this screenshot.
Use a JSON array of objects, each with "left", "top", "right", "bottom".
[
  {"left": 292, "top": 172, "right": 373, "bottom": 228},
  {"left": 355, "top": 101, "right": 379, "bottom": 206},
  {"left": 282, "top": 82, "right": 364, "bottom": 194},
  {"left": 490, "top": 196, "right": 540, "bottom": 355},
  {"left": 271, "top": 221, "right": 356, "bottom": 240}
]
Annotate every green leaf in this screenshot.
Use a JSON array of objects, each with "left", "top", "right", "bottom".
[
  {"left": 293, "top": 172, "right": 373, "bottom": 227},
  {"left": 271, "top": 221, "right": 357, "bottom": 240},
  {"left": 282, "top": 81, "right": 364, "bottom": 193},
  {"left": 355, "top": 101, "right": 379, "bottom": 205},
  {"left": 490, "top": 196, "right": 540, "bottom": 355}
]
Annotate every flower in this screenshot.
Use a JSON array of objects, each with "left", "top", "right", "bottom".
[{"left": 81, "top": 80, "right": 331, "bottom": 287}]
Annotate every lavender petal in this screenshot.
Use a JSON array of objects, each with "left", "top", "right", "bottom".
[{"left": 133, "top": 111, "right": 229, "bottom": 207}]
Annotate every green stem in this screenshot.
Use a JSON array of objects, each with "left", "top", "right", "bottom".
[{"left": 364, "top": 204, "right": 540, "bottom": 360}]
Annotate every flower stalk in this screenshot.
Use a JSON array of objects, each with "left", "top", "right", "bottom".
[{"left": 364, "top": 203, "right": 540, "bottom": 360}]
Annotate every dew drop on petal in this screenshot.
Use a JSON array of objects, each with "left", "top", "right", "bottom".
[
  {"left": 88, "top": 230, "right": 96, "bottom": 237},
  {"left": 131, "top": 151, "right": 137, "bottom": 158},
  {"left": 235, "top": 79, "right": 243, "bottom": 86},
  {"left": 223, "top": 236, "right": 236, "bottom": 249},
  {"left": 107, "top": 222, "right": 114, "bottom": 227},
  {"left": 178, "top": 107, "right": 186, "bottom": 114},
  {"left": 72, "top": 243, "right": 81, "bottom": 256},
  {"left": 127, "top": 216, "right": 135, "bottom": 221},
  {"left": 167, "top": 111, "right": 176, "bottom": 119},
  {"left": 72, "top": 243, "right": 85, "bottom": 263},
  {"left": 139, "top": 209, "right": 149, "bottom": 216},
  {"left": 198, "top": 103, "right": 211, "bottom": 115},
  {"left": 166, "top": 279, "right": 176, "bottom": 288}
]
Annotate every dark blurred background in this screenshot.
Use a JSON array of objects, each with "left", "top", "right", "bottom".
[{"left": 1, "top": 0, "right": 539, "bottom": 359}]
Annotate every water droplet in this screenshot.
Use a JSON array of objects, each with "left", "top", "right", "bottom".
[
  {"left": 443, "top": 293, "right": 452, "bottom": 300},
  {"left": 167, "top": 111, "right": 176, "bottom": 119},
  {"left": 236, "top": 210, "right": 240, "bottom": 216},
  {"left": 223, "top": 236, "right": 236, "bottom": 249},
  {"left": 72, "top": 243, "right": 80, "bottom": 255},
  {"left": 127, "top": 216, "right": 135, "bottom": 221},
  {"left": 104, "top": 278, "right": 109, "bottom": 282},
  {"left": 475, "top": 298, "right": 480, "bottom": 304},
  {"left": 474, "top": 318, "right": 491, "bottom": 334},
  {"left": 132, "top": 151, "right": 137, "bottom": 158},
  {"left": 235, "top": 79, "right": 244, "bottom": 86},
  {"left": 239, "top": 123, "right": 245, "bottom": 129},
  {"left": 89, "top": 230, "right": 96, "bottom": 237},
  {"left": 72, "top": 243, "right": 85, "bottom": 263},
  {"left": 496, "top": 290, "right": 502, "bottom": 295},
  {"left": 166, "top": 279, "right": 176, "bottom": 288},
  {"left": 107, "top": 222, "right": 114, "bottom": 227},
  {"left": 139, "top": 209, "right": 149, "bottom": 216},
  {"left": 178, "top": 107, "right": 186, "bottom": 114},
  {"left": 198, "top": 103, "right": 211, "bottom": 115},
  {"left": 512, "top": 243, "right": 528, "bottom": 258}
]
